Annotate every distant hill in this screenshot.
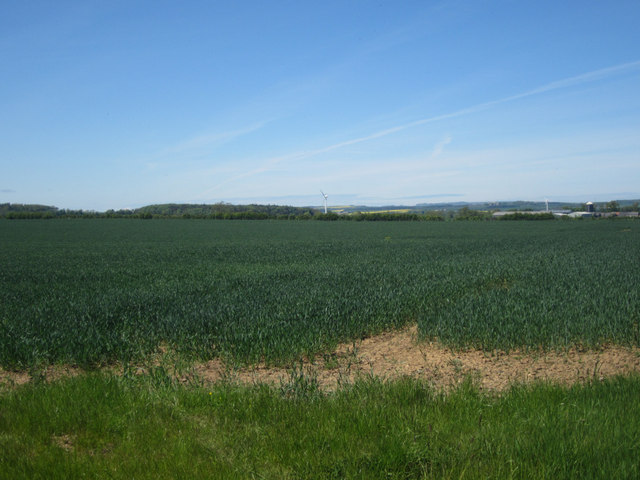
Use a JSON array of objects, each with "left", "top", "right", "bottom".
[
  {"left": 332, "top": 199, "right": 640, "bottom": 214},
  {"left": 134, "top": 203, "right": 316, "bottom": 217},
  {"left": 0, "top": 202, "right": 317, "bottom": 219},
  {"left": 1, "top": 199, "right": 638, "bottom": 219},
  {"left": 0, "top": 203, "right": 59, "bottom": 214}
]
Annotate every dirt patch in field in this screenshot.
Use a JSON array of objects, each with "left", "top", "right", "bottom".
[
  {"left": 0, "top": 364, "right": 83, "bottom": 389},
  {"left": 52, "top": 434, "right": 75, "bottom": 452},
  {"left": 2, "top": 326, "right": 639, "bottom": 392},
  {"left": 194, "top": 325, "right": 640, "bottom": 392}
]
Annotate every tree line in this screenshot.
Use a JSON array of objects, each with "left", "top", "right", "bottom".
[{"left": 2, "top": 202, "right": 638, "bottom": 221}]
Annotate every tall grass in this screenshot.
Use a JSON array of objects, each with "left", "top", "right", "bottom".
[{"left": 1, "top": 372, "right": 639, "bottom": 479}]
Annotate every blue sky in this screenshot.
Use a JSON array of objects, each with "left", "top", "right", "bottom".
[{"left": 1, "top": 1, "right": 639, "bottom": 210}]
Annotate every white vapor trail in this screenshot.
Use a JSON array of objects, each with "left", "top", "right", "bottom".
[{"left": 203, "top": 60, "right": 640, "bottom": 195}]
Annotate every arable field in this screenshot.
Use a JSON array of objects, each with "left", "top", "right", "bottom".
[
  {"left": 2, "top": 219, "right": 640, "bottom": 479},
  {"left": 1, "top": 219, "right": 639, "bottom": 369}
]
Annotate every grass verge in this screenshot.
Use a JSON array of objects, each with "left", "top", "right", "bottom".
[{"left": 1, "top": 371, "right": 639, "bottom": 479}]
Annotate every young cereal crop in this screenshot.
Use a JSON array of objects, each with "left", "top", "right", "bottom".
[{"left": 0, "top": 219, "right": 638, "bottom": 369}]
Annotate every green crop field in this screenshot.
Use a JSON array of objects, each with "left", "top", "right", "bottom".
[
  {"left": 1, "top": 219, "right": 639, "bottom": 369},
  {"left": 2, "top": 218, "right": 640, "bottom": 479}
]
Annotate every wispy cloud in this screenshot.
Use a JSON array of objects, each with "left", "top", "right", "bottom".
[
  {"left": 1, "top": 188, "right": 16, "bottom": 193},
  {"left": 430, "top": 135, "right": 452, "bottom": 158},
  {"left": 145, "top": 119, "right": 274, "bottom": 171},
  {"left": 202, "top": 60, "right": 640, "bottom": 195},
  {"left": 162, "top": 120, "right": 271, "bottom": 156}
]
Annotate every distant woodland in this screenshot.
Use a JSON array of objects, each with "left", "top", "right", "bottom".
[{"left": 1, "top": 200, "right": 638, "bottom": 221}]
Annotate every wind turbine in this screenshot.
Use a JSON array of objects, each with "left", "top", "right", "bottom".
[{"left": 320, "top": 191, "right": 328, "bottom": 214}]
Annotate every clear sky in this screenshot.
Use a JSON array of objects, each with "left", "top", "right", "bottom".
[{"left": 2, "top": 1, "right": 639, "bottom": 210}]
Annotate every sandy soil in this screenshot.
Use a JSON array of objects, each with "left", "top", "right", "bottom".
[
  {"left": 193, "top": 325, "right": 640, "bottom": 392},
  {"left": 2, "top": 325, "right": 639, "bottom": 392},
  {"left": 0, "top": 364, "right": 82, "bottom": 388}
]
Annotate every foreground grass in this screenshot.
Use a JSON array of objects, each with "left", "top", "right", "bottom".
[{"left": 1, "top": 372, "right": 639, "bottom": 479}]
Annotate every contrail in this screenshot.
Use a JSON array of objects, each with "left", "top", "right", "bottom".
[{"left": 205, "top": 60, "right": 640, "bottom": 194}]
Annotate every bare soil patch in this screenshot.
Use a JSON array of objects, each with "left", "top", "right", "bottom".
[
  {"left": 0, "top": 364, "right": 82, "bottom": 389},
  {"left": 2, "top": 325, "right": 639, "bottom": 392},
  {"left": 195, "top": 325, "right": 640, "bottom": 391},
  {"left": 52, "top": 434, "right": 75, "bottom": 452}
]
